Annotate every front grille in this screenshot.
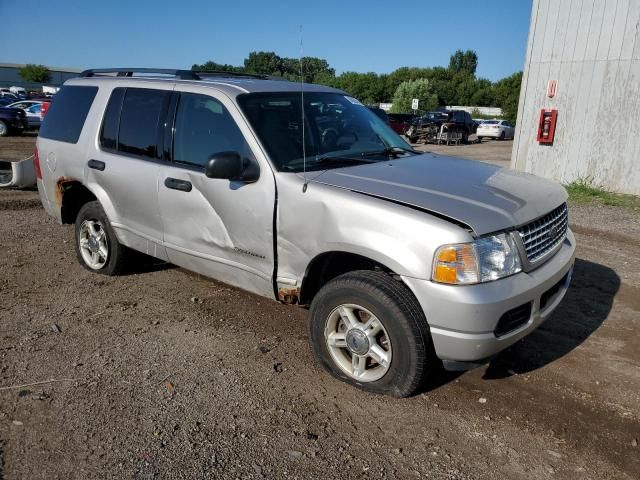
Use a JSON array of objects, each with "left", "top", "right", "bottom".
[
  {"left": 494, "top": 302, "right": 532, "bottom": 337},
  {"left": 517, "top": 203, "right": 568, "bottom": 263}
]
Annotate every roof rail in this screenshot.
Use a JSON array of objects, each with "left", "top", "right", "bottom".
[
  {"left": 79, "top": 68, "right": 200, "bottom": 80},
  {"left": 193, "top": 70, "right": 268, "bottom": 80}
]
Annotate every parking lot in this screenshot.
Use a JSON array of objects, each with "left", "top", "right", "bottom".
[{"left": 1, "top": 135, "right": 639, "bottom": 479}]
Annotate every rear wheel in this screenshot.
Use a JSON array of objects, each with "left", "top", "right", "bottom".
[
  {"left": 499, "top": 131, "right": 506, "bottom": 140},
  {"left": 0, "top": 121, "right": 8, "bottom": 137},
  {"left": 309, "top": 270, "right": 437, "bottom": 397},
  {"left": 75, "top": 201, "right": 129, "bottom": 275}
]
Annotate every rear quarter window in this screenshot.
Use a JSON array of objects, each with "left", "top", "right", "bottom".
[{"left": 39, "top": 85, "right": 98, "bottom": 143}]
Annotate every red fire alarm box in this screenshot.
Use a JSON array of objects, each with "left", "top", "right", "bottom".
[{"left": 537, "top": 109, "right": 558, "bottom": 144}]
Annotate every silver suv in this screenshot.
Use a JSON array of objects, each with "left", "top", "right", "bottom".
[{"left": 36, "top": 68, "right": 575, "bottom": 397}]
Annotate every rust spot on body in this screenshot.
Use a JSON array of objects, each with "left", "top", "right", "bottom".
[
  {"left": 278, "top": 287, "right": 301, "bottom": 305},
  {"left": 54, "top": 176, "right": 79, "bottom": 206}
]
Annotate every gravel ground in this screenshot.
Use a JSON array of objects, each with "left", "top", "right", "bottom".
[{"left": 0, "top": 135, "right": 639, "bottom": 479}]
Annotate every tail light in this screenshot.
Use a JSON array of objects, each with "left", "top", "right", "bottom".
[
  {"left": 34, "top": 146, "right": 42, "bottom": 179},
  {"left": 40, "top": 102, "right": 50, "bottom": 119}
]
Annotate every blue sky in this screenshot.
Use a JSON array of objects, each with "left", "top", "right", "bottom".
[{"left": 0, "top": 0, "right": 532, "bottom": 81}]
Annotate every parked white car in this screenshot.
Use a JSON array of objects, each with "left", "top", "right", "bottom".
[{"left": 477, "top": 120, "right": 515, "bottom": 140}]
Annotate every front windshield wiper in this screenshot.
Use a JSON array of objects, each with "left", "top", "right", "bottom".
[
  {"left": 311, "top": 153, "right": 378, "bottom": 165},
  {"left": 359, "top": 146, "right": 418, "bottom": 158}
]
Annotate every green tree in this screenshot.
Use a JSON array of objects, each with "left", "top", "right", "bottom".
[
  {"left": 326, "top": 72, "right": 385, "bottom": 104},
  {"left": 448, "top": 50, "right": 478, "bottom": 77},
  {"left": 390, "top": 79, "right": 438, "bottom": 114},
  {"left": 191, "top": 61, "right": 243, "bottom": 73},
  {"left": 385, "top": 67, "right": 433, "bottom": 100},
  {"left": 244, "top": 51, "right": 284, "bottom": 75},
  {"left": 493, "top": 71, "right": 523, "bottom": 124},
  {"left": 18, "top": 64, "right": 51, "bottom": 83}
]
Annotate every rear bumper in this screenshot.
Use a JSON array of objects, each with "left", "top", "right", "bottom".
[
  {"left": 0, "top": 156, "right": 36, "bottom": 188},
  {"left": 477, "top": 129, "right": 503, "bottom": 138},
  {"left": 402, "top": 229, "right": 576, "bottom": 362}
]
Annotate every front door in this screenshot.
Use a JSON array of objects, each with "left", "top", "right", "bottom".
[{"left": 158, "top": 89, "right": 276, "bottom": 298}]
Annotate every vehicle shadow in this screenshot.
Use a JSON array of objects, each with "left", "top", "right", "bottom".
[
  {"left": 483, "top": 257, "right": 620, "bottom": 379},
  {"left": 123, "top": 252, "right": 176, "bottom": 276}
]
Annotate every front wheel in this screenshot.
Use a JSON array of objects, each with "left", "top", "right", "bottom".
[
  {"left": 309, "top": 271, "right": 437, "bottom": 397},
  {"left": 75, "top": 201, "right": 129, "bottom": 275},
  {"left": 0, "top": 120, "right": 8, "bottom": 137}
]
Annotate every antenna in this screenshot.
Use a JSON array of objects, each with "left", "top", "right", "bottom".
[{"left": 299, "top": 24, "right": 308, "bottom": 193}]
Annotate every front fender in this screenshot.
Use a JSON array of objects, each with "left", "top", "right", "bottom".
[{"left": 275, "top": 174, "right": 472, "bottom": 285}]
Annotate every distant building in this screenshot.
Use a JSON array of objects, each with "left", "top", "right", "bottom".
[
  {"left": 377, "top": 103, "right": 502, "bottom": 115},
  {"left": 512, "top": 0, "right": 640, "bottom": 195},
  {"left": 0, "top": 63, "right": 81, "bottom": 90},
  {"left": 446, "top": 106, "right": 503, "bottom": 117}
]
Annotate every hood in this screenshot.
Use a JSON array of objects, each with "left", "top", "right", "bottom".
[{"left": 311, "top": 153, "right": 567, "bottom": 236}]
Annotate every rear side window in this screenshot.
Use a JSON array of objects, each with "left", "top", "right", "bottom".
[
  {"left": 99, "top": 88, "right": 124, "bottom": 151},
  {"left": 39, "top": 85, "right": 98, "bottom": 143},
  {"left": 117, "top": 88, "right": 169, "bottom": 158}
]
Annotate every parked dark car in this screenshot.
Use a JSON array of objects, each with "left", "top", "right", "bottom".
[
  {"left": 0, "top": 107, "right": 28, "bottom": 137},
  {"left": 387, "top": 113, "right": 417, "bottom": 135},
  {"left": 406, "top": 110, "right": 476, "bottom": 144},
  {"left": 7, "top": 100, "right": 52, "bottom": 129}
]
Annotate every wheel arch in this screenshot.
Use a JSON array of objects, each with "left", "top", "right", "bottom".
[
  {"left": 298, "top": 250, "right": 403, "bottom": 306},
  {"left": 57, "top": 178, "right": 116, "bottom": 227}
]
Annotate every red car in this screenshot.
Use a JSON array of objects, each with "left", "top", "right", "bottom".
[{"left": 387, "top": 113, "right": 416, "bottom": 135}]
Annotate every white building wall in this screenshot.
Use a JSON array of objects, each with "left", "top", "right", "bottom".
[{"left": 512, "top": 0, "right": 640, "bottom": 195}]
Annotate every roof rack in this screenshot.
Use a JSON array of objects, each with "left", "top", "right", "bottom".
[
  {"left": 79, "top": 68, "right": 271, "bottom": 81},
  {"left": 193, "top": 70, "right": 268, "bottom": 80},
  {"left": 79, "top": 68, "right": 200, "bottom": 80}
]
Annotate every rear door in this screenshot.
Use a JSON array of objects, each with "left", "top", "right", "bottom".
[
  {"left": 85, "top": 86, "right": 171, "bottom": 259},
  {"left": 157, "top": 88, "right": 276, "bottom": 298}
]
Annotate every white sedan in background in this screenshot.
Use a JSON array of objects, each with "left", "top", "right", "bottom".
[{"left": 477, "top": 119, "right": 515, "bottom": 140}]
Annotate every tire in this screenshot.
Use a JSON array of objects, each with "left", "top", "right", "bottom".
[
  {"left": 499, "top": 131, "right": 505, "bottom": 140},
  {"left": 0, "top": 120, "right": 8, "bottom": 137},
  {"left": 74, "top": 201, "right": 129, "bottom": 275},
  {"left": 309, "top": 270, "right": 437, "bottom": 397},
  {"left": 477, "top": 136, "right": 483, "bottom": 142}
]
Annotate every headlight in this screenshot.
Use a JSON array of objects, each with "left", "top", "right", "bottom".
[{"left": 432, "top": 233, "right": 522, "bottom": 284}]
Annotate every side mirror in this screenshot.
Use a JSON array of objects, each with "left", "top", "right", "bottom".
[{"left": 205, "top": 151, "right": 259, "bottom": 182}]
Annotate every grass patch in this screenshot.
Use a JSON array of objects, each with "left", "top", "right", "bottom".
[{"left": 566, "top": 178, "right": 640, "bottom": 210}]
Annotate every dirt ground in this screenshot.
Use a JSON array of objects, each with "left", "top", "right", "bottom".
[
  {"left": 413, "top": 135, "right": 513, "bottom": 167},
  {"left": 0, "top": 135, "right": 639, "bottom": 479}
]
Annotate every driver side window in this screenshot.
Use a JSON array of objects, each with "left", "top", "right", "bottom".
[{"left": 173, "top": 93, "right": 250, "bottom": 168}]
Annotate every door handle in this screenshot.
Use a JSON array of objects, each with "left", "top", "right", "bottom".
[
  {"left": 87, "top": 159, "right": 105, "bottom": 171},
  {"left": 164, "top": 177, "right": 192, "bottom": 192}
]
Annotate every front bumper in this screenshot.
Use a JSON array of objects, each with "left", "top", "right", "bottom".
[{"left": 402, "top": 229, "right": 576, "bottom": 362}]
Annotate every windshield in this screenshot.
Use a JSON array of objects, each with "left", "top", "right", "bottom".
[
  {"left": 238, "top": 92, "right": 413, "bottom": 172},
  {"left": 483, "top": 120, "right": 499, "bottom": 125}
]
